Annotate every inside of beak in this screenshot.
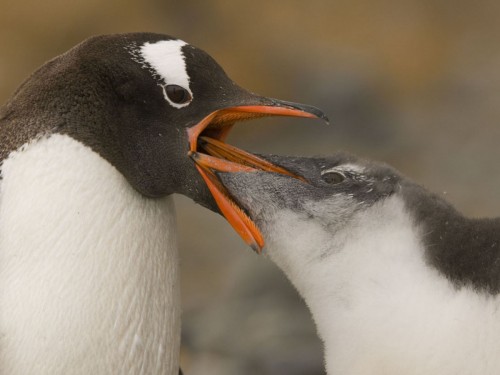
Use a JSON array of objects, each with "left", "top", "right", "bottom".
[{"left": 187, "top": 105, "right": 318, "bottom": 253}]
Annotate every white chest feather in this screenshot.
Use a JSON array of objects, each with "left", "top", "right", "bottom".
[
  {"left": 0, "top": 135, "right": 180, "bottom": 375},
  {"left": 265, "top": 197, "right": 500, "bottom": 375}
]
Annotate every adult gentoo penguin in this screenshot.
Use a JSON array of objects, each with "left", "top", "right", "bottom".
[
  {"left": 0, "top": 33, "right": 326, "bottom": 374},
  {"left": 207, "top": 153, "right": 500, "bottom": 374}
]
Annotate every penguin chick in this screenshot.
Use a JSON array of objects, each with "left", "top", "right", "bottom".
[{"left": 219, "top": 153, "right": 500, "bottom": 375}]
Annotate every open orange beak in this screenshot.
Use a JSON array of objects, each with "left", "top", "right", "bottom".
[{"left": 187, "top": 101, "right": 328, "bottom": 253}]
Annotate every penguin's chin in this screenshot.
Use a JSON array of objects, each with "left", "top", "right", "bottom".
[{"left": 186, "top": 104, "right": 322, "bottom": 253}]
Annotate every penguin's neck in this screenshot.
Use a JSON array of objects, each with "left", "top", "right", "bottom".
[
  {"left": 265, "top": 196, "right": 500, "bottom": 375},
  {"left": 0, "top": 134, "right": 180, "bottom": 375}
]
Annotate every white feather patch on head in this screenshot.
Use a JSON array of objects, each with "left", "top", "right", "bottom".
[
  {"left": 139, "top": 39, "right": 193, "bottom": 109},
  {"left": 321, "top": 163, "right": 365, "bottom": 176}
]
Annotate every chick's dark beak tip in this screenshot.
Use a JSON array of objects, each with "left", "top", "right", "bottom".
[{"left": 250, "top": 242, "right": 262, "bottom": 254}]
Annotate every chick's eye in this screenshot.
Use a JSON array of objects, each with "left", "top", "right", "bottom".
[
  {"left": 165, "top": 85, "right": 192, "bottom": 104},
  {"left": 321, "top": 171, "right": 345, "bottom": 184}
]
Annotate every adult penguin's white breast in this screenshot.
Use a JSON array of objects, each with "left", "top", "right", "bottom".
[{"left": 0, "top": 134, "right": 180, "bottom": 375}]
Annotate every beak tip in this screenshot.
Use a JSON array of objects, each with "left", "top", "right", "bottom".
[
  {"left": 250, "top": 243, "right": 262, "bottom": 254},
  {"left": 308, "top": 108, "right": 329, "bottom": 125},
  {"left": 292, "top": 103, "right": 330, "bottom": 125},
  {"left": 318, "top": 113, "right": 330, "bottom": 125}
]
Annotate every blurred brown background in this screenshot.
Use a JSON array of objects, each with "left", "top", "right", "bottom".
[{"left": 2, "top": 1, "right": 500, "bottom": 374}]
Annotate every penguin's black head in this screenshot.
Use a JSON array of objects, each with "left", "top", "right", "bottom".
[{"left": 1, "top": 33, "right": 326, "bottom": 249}]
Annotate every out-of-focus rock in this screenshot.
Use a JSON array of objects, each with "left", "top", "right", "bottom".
[{"left": 181, "top": 254, "right": 325, "bottom": 375}]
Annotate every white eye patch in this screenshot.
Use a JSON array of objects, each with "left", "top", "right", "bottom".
[
  {"left": 139, "top": 39, "right": 193, "bottom": 109},
  {"left": 321, "top": 163, "right": 365, "bottom": 176}
]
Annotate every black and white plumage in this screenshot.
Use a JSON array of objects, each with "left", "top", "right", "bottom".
[
  {"left": 219, "top": 153, "right": 500, "bottom": 375},
  {"left": 0, "top": 33, "right": 324, "bottom": 374}
]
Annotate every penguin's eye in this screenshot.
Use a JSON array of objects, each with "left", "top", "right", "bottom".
[
  {"left": 165, "top": 85, "right": 192, "bottom": 104},
  {"left": 321, "top": 171, "right": 345, "bottom": 184}
]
